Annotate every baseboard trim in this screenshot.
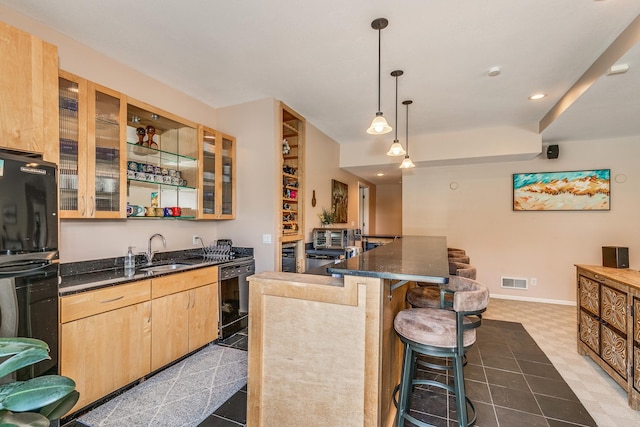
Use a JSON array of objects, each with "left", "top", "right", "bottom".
[{"left": 490, "top": 293, "right": 576, "bottom": 306}]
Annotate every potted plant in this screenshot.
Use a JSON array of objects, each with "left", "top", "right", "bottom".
[
  {"left": 318, "top": 207, "right": 335, "bottom": 227},
  {"left": 0, "top": 338, "right": 79, "bottom": 427}
]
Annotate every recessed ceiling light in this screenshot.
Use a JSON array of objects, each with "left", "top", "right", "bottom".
[
  {"left": 528, "top": 93, "right": 546, "bottom": 100},
  {"left": 488, "top": 67, "right": 501, "bottom": 77},
  {"left": 376, "top": 173, "right": 385, "bottom": 176}
]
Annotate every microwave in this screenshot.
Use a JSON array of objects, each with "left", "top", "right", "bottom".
[{"left": 312, "top": 228, "right": 355, "bottom": 250}]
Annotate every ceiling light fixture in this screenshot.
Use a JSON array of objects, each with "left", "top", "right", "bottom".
[
  {"left": 607, "top": 63, "right": 629, "bottom": 76},
  {"left": 376, "top": 173, "right": 385, "bottom": 176},
  {"left": 367, "top": 18, "right": 392, "bottom": 135},
  {"left": 386, "top": 70, "right": 406, "bottom": 156},
  {"left": 399, "top": 100, "right": 415, "bottom": 169},
  {"left": 528, "top": 93, "right": 546, "bottom": 100}
]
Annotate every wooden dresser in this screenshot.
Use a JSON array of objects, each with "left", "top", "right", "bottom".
[{"left": 576, "top": 265, "right": 640, "bottom": 409}]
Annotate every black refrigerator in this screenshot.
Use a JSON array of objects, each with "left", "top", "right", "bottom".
[{"left": 0, "top": 150, "right": 59, "bottom": 381}]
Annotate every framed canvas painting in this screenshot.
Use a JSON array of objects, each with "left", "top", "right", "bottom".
[
  {"left": 331, "top": 179, "right": 348, "bottom": 223},
  {"left": 513, "top": 169, "right": 610, "bottom": 211}
]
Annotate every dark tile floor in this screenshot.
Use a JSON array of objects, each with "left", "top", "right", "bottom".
[{"left": 200, "top": 320, "right": 597, "bottom": 427}]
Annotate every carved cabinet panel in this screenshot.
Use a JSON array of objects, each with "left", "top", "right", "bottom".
[
  {"left": 579, "top": 276, "right": 599, "bottom": 316},
  {"left": 601, "top": 284, "right": 627, "bottom": 334},
  {"left": 579, "top": 310, "right": 599, "bottom": 354},
  {"left": 601, "top": 323, "right": 627, "bottom": 379},
  {"left": 634, "top": 297, "right": 640, "bottom": 393}
]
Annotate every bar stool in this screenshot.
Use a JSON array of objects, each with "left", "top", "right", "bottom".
[
  {"left": 409, "top": 265, "right": 477, "bottom": 309},
  {"left": 448, "top": 255, "right": 470, "bottom": 264},
  {"left": 447, "top": 247, "right": 466, "bottom": 257},
  {"left": 394, "top": 277, "right": 489, "bottom": 427}
]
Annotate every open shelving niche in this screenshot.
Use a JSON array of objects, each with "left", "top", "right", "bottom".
[
  {"left": 279, "top": 103, "right": 305, "bottom": 272},
  {"left": 126, "top": 102, "right": 198, "bottom": 219}
]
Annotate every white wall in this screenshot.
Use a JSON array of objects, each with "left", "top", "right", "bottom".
[
  {"left": 216, "top": 99, "right": 279, "bottom": 274},
  {"left": 403, "top": 136, "right": 640, "bottom": 304},
  {"left": 304, "top": 123, "right": 373, "bottom": 240},
  {"left": 375, "top": 184, "right": 403, "bottom": 235}
]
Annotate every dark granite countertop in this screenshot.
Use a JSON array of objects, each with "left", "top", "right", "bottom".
[
  {"left": 59, "top": 248, "right": 253, "bottom": 296},
  {"left": 326, "top": 236, "right": 449, "bottom": 283}
]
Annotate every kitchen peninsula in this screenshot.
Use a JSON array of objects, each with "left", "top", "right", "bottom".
[{"left": 247, "top": 236, "right": 449, "bottom": 426}]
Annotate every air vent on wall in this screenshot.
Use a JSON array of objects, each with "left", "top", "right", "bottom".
[{"left": 501, "top": 277, "right": 528, "bottom": 290}]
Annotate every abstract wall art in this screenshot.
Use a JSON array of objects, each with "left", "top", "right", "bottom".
[{"left": 513, "top": 169, "right": 610, "bottom": 211}]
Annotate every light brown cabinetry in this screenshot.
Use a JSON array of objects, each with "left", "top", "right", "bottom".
[
  {"left": 279, "top": 103, "right": 305, "bottom": 272},
  {"left": 58, "top": 70, "right": 126, "bottom": 218},
  {"left": 60, "top": 280, "right": 151, "bottom": 412},
  {"left": 198, "top": 126, "right": 235, "bottom": 219},
  {"left": 576, "top": 265, "right": 640, "bottom": 409},
  {"left": 0, "top": 21, "right": 59, "bottom": 163},
  {"left": 151, "top": 266, "right": 219, "bottom": 371},
  {"left": 126, "top": 99, "right": 198, "bottom": 218}
]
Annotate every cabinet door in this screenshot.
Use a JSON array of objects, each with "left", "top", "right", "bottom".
[
  {"left": 151, "top": 291, "right": 190, "bottom": 371},
  {"left": 601, "top": 284, "right": 627, "bottom": 334},
  {"left": 199, "top": 127, "right": 217, "bottom": 218},
  {"left": 219, "top": 134, "right": 235, "bottom": 218},
  {"left": 579, "top": 309, "right": 599, "bottom": 354},
  {"left": 89, "top": 82, "right": 126, "bottom": 218},
  {"left": 188, "top": 284, "right": 219, "bottom": 351},
  {"left": 198, "top": 127, "right": 235, "bottom": 219},
  {"left": 601, "top": 322, "right": 627, "bottom": 380},
  {"left": 0, "top": 21, "right": 59, "bottom": 163},
  {"left": 59, "top": 72, "right": 89, "bottom": 217},
  {"left": 579, "top": 275, "right": 599, "bottom": 316},
  {"left": 61, "top": 301, "right": 151, "bottom": 412},
  {"left": 633, "top": 296, "right": 640, "bottom": 393}
]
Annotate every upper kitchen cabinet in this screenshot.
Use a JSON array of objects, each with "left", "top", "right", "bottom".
[
  {"left": 0, "top": 21, "right": 59, "bottom": 163},
  {"left": 58, "top": 71, "right": 126, "bottom": 219},
  {"left": 198, "top": 126, "right": 236, "bottom": 219},
  {"left": 126, "top": 99, "right": 198, "bottom": 218}
]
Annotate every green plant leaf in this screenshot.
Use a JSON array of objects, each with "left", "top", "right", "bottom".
[
  {"left": 38, "top": 390, "right": 79, "bottom": 420},
  {"left": 0, "top": 348, "right": 50, "bottom": 379},
  {"left": 0, "top": 383, "right": 23, "bottom": 402},
  {"left": 0, "top": 410, "right": 50, "bottom": 427},
  {"left": 0, "top": 376, "right": 76, "bottom": 412},
  {"left": 0, "top": 339, "right": 49, "bottom": 358}
]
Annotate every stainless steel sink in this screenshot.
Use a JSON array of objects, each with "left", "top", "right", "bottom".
[{"left": 139, "top": 263, "right": 194, "bottom": 274}]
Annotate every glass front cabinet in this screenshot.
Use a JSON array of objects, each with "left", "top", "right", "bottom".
[
  {"left": 59, "top": 71, "right": 126, "bottom": 219},
  {"left": 198, "top": 126, "right": 236, "bottom": 219},
  {"left": 126, "top": 100, "right": 198, "bottom": 219}
]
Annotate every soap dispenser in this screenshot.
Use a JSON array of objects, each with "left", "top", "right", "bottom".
[{"left": 124, "top": 246, "right": 136, "bottom": 271}]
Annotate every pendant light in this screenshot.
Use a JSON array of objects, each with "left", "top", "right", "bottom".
[
  {"left": 386, "top": 70, "right": 406, "bottom": 156},
  {"left": 366, "top": 18, "right": 392, "bottom": 135},
  {"left": 399, "top": 100, "right": 416, "bottom": 169}
]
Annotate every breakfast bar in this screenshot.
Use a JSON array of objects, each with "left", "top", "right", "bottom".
[{"left": 246, "top": 236, "right": 449, "bottom": 426}]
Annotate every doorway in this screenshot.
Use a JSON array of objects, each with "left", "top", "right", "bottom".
[{"left": 358, "top": 183, "right": 369, "bottom": 236}]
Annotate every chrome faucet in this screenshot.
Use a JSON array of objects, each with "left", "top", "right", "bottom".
[{"left": 146, "top": 233, "right": 166, "bottom": 265}]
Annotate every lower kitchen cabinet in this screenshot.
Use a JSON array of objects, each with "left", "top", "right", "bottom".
[
  {"left": 60, "top": 266, "right": 219, "bottom": 415},
  {"left": 151, "top": 267, "right": 219, "bottom": 371},
  {"left": 60, "top": 280, "right": 151, "bottom": 413}
]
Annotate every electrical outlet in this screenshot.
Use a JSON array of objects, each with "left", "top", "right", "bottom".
[
  {"left": 262, "top": 234, "right": 272, "bottom": 244},
  {"left": 531, "top": 278, "right": 537, "bottom": 286},
  {"left": 192, "top": 235, "right": 199, "bottom": 246}
]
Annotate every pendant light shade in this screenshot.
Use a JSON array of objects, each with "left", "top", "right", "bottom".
[
  {"left": 367, "top": 18, "right": 392, "bottom": 135},
  {"left": 386, "top": 70, "right": 406, "bottom": 156},
  {"left": 399, "top": 100, "right": 415, "bottom": 169}
]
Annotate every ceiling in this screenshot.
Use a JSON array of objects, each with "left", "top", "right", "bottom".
[{"left": 2, "top": 0, "right": 639, "bottom": 184}]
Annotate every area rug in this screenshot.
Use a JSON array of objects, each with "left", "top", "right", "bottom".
[{"left": 78, "top": 345, "right": 247, "bottom": 427}]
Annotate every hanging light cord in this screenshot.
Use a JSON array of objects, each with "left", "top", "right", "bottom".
[
  {"left": 394, "top": 74, "right": 399, "bottom": 140},
  {"left": 405, "top": 101, "right": 409, "bottom": 153},
  {"left": 376, "top": 27, "right": 382, "bottom": 112}
]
